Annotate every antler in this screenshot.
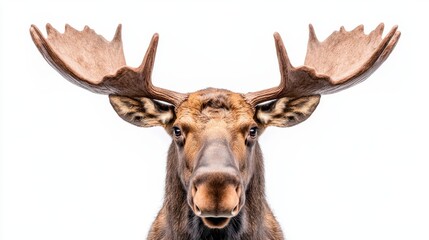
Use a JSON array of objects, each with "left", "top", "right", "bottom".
[
  {"left": 30, "top": 24, "right": 187, "bottom": 106},
  {"left": 245, "top": 23, "right": 401, "bottom": 106}
]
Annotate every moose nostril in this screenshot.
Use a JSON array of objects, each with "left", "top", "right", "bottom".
[
  {"left": 195, "top": 204, "right": 202, "bottom": 216},
  {"left": 231, "top": 185, "right": 242, "bottom": 216},
  {"left": 231, "top": 204, "right": 239, "bottom": 216}
]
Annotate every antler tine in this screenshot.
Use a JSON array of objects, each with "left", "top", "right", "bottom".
[
  {"left": 245, "top": 24, "right": 400, "bottom": 107},
  {"left": 244, "top": 32, "right": 297, "bottom": 106},
  {"left": 30, "top": 24, "right": 187, "bottom": 107}
]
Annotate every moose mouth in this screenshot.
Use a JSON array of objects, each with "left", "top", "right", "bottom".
[{"left": 202, "top": 217, "right": 231, "bottom": 229}]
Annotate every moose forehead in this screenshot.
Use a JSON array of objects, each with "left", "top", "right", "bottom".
[
  {"left": 175, "top": 88, "right": 255, "bottom": 131},
  {"left": 173, "top": 88, "right": 254, "bottom": 170}
]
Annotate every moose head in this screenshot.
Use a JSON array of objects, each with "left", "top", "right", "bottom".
[{"left": 30, "top": 23, "right": 400, "bottom": 239}]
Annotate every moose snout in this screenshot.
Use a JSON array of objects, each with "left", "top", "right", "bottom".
[
  {"left": 193, "top": 183, "right": 241, "bottom": 217},
  {"left": 189, "top": 172, "right": 243, "bottom": 228}
]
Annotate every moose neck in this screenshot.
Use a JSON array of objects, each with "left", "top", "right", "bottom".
[{"left": 162, "top": 141, "right": 267, "bottom": 239}]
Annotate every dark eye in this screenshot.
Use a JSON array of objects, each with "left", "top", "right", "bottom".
[
  {"left": 249, "top": 127, "right": 258, "bottom": 138},
  {"left": 173, "top": 127, "right": 182, "bottom": 137}
]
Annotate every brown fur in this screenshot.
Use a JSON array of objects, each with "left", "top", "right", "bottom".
[
  {"left": 147, "top": 89, "right": 284, "bottom": 239},
  {"left": 109, "top": 88, "right": 319, "bottom": 239},
  {"left": 148, "top": 142, "right": 283, "bottom": 240}
]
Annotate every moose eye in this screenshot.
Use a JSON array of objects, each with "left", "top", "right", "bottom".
[
  {"left": 249, "top": 127, "right": 258, "bottom": 138},
  {"left": 173, "top": 127, "right": 182, "bottom": 137}
]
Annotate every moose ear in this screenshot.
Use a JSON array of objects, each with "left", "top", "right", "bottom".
[
  {"left": 109, "top": 95, "right": 176, "bottom": 127},
  {"left": 255, "top": 95, "right": 321, "bottom": 127}
]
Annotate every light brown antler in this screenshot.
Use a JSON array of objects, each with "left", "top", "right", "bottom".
[
  {"left": 245, "top": 23, "right": 401, "bottom": 106},
  {"left": 30, "top": 24, "right": 187, "bottom": 106}
]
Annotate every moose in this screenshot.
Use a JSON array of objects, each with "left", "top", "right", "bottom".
[{"left": 30, "top": 23, "right": 400, "bottom": 239}]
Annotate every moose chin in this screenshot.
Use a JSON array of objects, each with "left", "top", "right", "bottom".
[{"left": 30, "top": 23, "right": 400, "bottom": 239}]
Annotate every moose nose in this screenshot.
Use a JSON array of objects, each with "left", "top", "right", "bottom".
[{"left": 191, "top": 173, "right": 242, "bottom": 218}]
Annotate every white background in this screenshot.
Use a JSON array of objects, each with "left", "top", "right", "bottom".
[{"left": 1, "top": 1, "right": 428, "bottom": 240}]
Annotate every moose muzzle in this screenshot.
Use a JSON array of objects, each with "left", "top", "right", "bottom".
[{"left": 188, "top": 140, "right": 245, "bottom": 229}]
